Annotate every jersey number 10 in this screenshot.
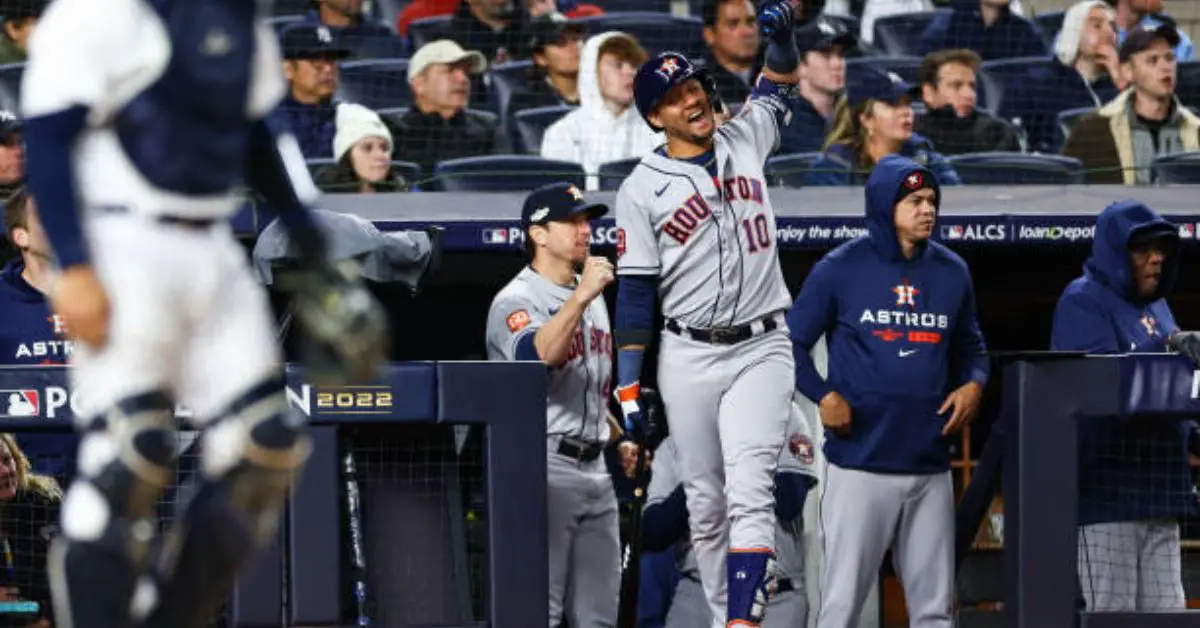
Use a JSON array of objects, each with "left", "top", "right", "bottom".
[{"left": 742, "top": 214, "right": 772, "bottom": 253}]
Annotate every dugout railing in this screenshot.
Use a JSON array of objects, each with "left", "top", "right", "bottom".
[
  {"left": 0, "top": 362, "right": 548, "bottom": 628},
  {"left": 958, "top": 353, "right": 1200, "bottom": 628}
]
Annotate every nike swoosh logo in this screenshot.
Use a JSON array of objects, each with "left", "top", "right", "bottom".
[
  {"left": 899, "top": 349, "right": 918, "bottom": 358},
  {"left": 654, "top": 183, "right": 670, "bottom": 197}
]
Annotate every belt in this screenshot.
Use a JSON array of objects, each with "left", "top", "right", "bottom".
[
  {"left": 95, "top": 204, "right": 220, "bottom": 230},
  {"left": 555, "top": 437, "right": 604, "bottom": 463},
  {"left": 665, "top": 313, "right": 782, "bottom": 346}
]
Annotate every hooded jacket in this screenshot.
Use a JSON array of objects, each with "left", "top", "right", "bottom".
[
  {"left": 918, "top": 0, "right": 1046, "bottom": 60},
  {"left": 804, "top": 133, "right": 961, "bottom": 187},
  {"left": 0, "top": 261, "right": 69, "bottom": 366},
  {"left": 540, "top": 32, "right": 662, "bottom": 191},
  {"left": 788, "top": 155, "right": 989, "bottom": 474},
  {"left": 1050, "top": 200, "right": 1197, "bottom": 526}
]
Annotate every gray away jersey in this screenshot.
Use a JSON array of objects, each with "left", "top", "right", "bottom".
[
  {"left": 646, "top": 402, "right": 818, "bottom": 580},
  {"left": 615, "top": 91, "right": 793, "bottom": 328},
  {"left": 486, "top": 266, "right": 613, "bottom": 443}
]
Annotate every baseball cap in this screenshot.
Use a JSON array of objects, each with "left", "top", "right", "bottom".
[
  {"left": 0, "top": 0, "right": 47, "bottom": 20},
  {"left": 846, "top": 69, "right": 911, "bottom": 108},
  {"left": 1127, "top": 222, "right": 1178, "bottom": 250},
  {"left": 280, "top": 24, "right": 351, "bottom": 60},
  {"left": 521, "top": 182, "right": 608, "bottom": 231},
  {"left": 795, "top": 16, "right": 856, "bottom": 56},
  {"left": 408, "top": 40, "right": 487, "bottom": 82},
  {"left": 1119, "top": 22, "right": 1181, "bottom": 62},
  {"left": 0, "top": 110, "right": 19, "bottom": 143},
  {"left": 527, "top": 13, "right": 586, "bottom": 52}
]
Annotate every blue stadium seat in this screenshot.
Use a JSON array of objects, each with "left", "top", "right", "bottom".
[
  {"left": 488, "top": 60, "right": 535, "bottom": 148},
  {"left": 1055, "top": 106, "right": 1095, "bottom": 147},
  {"left": 434, "top": 156, "right": 587, "bottom": 191},
  {"left": 1034, "top": 11, "right": 1064, "bottom": 50},
  {"left": 305, "top": 157, "right": 337, "bottom": 180},
  {"left": 574, "top": 13, "right": 705, "bottom": 57},
  {"left": 337, "top": 58, "right": 412, "bottom": 110},
  {"left": 872, "top": 9, "right": 949, "bottom": 57},
  {"left": 606, "top": 0, "right": 672, "bottom": 12},
  {"left": 765, "top": 153, "right": 822, "bottom": 188},
  {"left": 978, "top": 56, "right": 1057, "bottom": 116},
  {"left": 390, "top": 160, "right": 424, "bottom": 186},
  {"left": 1179, "top": 61, "right": 1200, "bottom": 112},
  {"left": 948, "top": 152, "right": 1084, "bottom": 185},
  {"left": 273, "top": 0, "right": 310, "bottom": 17},
  {"left": 513, "top": 105, "right": 575, "bottom": 155},
  {"left": 408, "top": 15, "right": 452, "bottom": 52},
  {"left": 267, "top": 14, "right": 305, "bottom": 34},
  {"left": 1152, "top": 152, "right": 1200, "bottom": 184},
  {"left": 599, "top": 157, "right": 642, "bottom": 191}
]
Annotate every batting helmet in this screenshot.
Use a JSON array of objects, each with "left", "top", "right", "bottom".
[{"left": 633, "top": 52, "right": 724, "bottom": 131}]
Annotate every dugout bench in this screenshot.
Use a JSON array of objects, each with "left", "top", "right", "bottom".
[{"left": 0, "top": 361, "right": 548, "bottom": 628}]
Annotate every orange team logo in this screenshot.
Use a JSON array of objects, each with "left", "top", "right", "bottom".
[
  {"left": 893, "top": 281, "right": 918, "bottom": 307},
  {"left": 656, "top": 56, "right": 681, "bottom": 79},
  {"left": 507, "top": 310, "right": 532, "bottom": 333}
]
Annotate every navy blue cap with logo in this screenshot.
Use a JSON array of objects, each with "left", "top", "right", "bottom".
[
  {"left": 846, "top": 69, "right": 912, "bottom": 108},
  {"left": 795, "top": 16, "right": 856, "bottom": 56},
  {"left": 633, "top": 51, "right": 721, "bottom": 131},
  {"left": 521, "top": 182, "right": 608, "bottom": 232},
  {"left": 0, "top": 110, "right": 19, "bottom": 144},
  {"left": 280, "top": 23, "right": 352, "bottom": 60}
]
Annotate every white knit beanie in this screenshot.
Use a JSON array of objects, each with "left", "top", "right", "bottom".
[
  {"left": 332, "top": 102, "right": 394, "bottom": 162},
  {"left": 1055, "top": 0, "right": 1115, "bottom": 66}
]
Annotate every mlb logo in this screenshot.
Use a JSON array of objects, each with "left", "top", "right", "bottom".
[
  {"left": 482, "top": 228, "right": 509, "bottom": 245},
  {"left": 1179, "top": 224, "right": 1195, "bottom": 240},
  {"left": 0, "top": 390, "right": 39, "bottom": 418},
  {"left": 943, "top": 225, "right": 964, "bottom": 240}
]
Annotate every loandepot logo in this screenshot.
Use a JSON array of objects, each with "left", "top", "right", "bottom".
[{"left": 1016, "top": 225, "right": 1096, "bottom": 242}]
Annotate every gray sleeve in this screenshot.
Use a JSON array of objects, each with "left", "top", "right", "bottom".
[
  {"left": 485, "top": 291, "right": 550, "bottom": 361},
  {"left": 615, "top": 178, "right": 661, "bottom": 276},
  {"left": 777, "top": 401, "right": 819, "bottom": 481},
  {"left": 645, "top": 437, "right": 680, "bottom": 506}
]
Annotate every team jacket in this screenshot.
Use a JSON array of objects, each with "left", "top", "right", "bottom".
[
  {"left": 1050, "top": 200, "right": 1198, "bottom": 526},
  {"left": 789, "top": 156, "right": 989, "bottom": 474},
  {"left": 0, "top": 261, "right": 70, "bottom": 366}
]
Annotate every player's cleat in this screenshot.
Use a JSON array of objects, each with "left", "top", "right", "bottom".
[{"left": 726, "top": 548, "right": 778, "bottom": 627}]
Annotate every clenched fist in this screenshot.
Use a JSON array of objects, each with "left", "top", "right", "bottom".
[
  {"left": 575, "top": 256, "right": 614, "bottom": 304},
  {"left": 819, "top": 391, "right": 852, "bottom": 436}
]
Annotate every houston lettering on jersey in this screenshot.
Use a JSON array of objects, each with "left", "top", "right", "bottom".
[{"left": 662, "top": 177, "right": 766, "bottom": 245}]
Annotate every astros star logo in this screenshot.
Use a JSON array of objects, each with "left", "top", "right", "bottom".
[
  {"left": 893, "top": 280, "right": 918, "bottom": 307},
  {"left": 566, "top": 185, "right": 583, "bottom": 201},
  {"left": 656, "top": 56, "right": 681, "bottom": 79},
  {"left": 904, "top": 172, "right": 923, "bottom": 190},
  {"left": 1141, "top": 314, "right": 1157, "bottom": 337}
]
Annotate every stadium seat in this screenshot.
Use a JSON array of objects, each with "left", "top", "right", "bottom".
[
  {"left": 574, "top": 13, "right": 705, "bottom": 57},
  {"left": 488, "top": 60, "right": 535, "bottom": 148},
  {"left": 434, "top": 156, "right": 587, "bottom": 191},
  {"left": 1034, "top": 10, "right": 1064, "bottom": 51},
  {"left": 513, "top": 105, "right": 575, "bottom": 155},
  {"left": 273, "top": 0, "right": 310, "bottom": 16},
  {"left": 1178, "top": 61, "right": 1200, "bottom": 112},
  {"left": 978, "top": 56, "right": 1058, "bottom": 115},
  {"left": 872, "top": 9, "right": 949, "bottom": 57},
  {"left": 765, "top": 153, "right": 822, "bottom": 188},
  {"left": 390, "top": 160, "right": 424, "bottom": 187},
  {"left": 408, "top": 15, "right": 452, "bottom": 52},
  {"left": 1152, "top": 152, "right": 1200, "bottom": 184},
  {"left": 337, "top": 58, "right": 412, "bottom": 110},
  {"left": 1054, "top": 106, "right": 1094, "bottom": 147},
  {"left": 598, "top": 157, "right": 642, "bottom": 191},
  {"left": 305, "top": 157, "right": 337, "bottom": 180},
  {"left": 948, "top": 152, "right": 1084, "bottom": 185},
  {"left": 266, "top": 14, "right": 305, "bottom": 34},
  {"left": 0, "top": 62, "right": 23, "bottom": 110}
]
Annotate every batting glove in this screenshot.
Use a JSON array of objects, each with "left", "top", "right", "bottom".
[
  {"left": 758, "top": 0, "right": 795, "bottom": 45},
  {"left": 616, "top": 384, "right": 658, "bottom": 447}
]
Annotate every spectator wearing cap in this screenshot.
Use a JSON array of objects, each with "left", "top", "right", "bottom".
[
  {"left": 0, "top": 110, "right": 20, "bottom": 198},
  {"left": 1106, "top": 0, "right": 1194, "bottom": 63},
  {"left": 999, "top": 0, "right": 1122, "bottom": 153},
  {"left": 512, "top": 14, "right": 585, "bottom": 111},
  {"left": 919, "top": 0, "right": 1046, "bottom": 61},
  {"left": 445, "top": 0, "right": 532, "bottom": 64},
  {"left": 778, "top": 16, "right": 855, "bottom": 155},
  {"left": 700, "top": 0, "right": 762, "bottom": 109},
  {"left": 0, "top": 0, "right": 45, "bottom": 64},
  {"left": 806, "top": 70, "right": 959, "bottom": 186},
  {"left": 1064, "top": 23, "right": 1199, "bottom": 184},
  {"left": 395, "top": 0, "right": 600, "bottom": 38},
  {"left": 279, "top": 24, "right": 351, "bottom": 159},
  {"left": 305, "top": 0, "right": 403, "bottom": 59},
  {"left": 914, "top": 49, "right": 1019, "bottom": 155},
  {"left": 541, "top": 32, "right": 658, "bottom": 191},
  {"left": 391, "top": 40, "right": 498, "bottom": 179},
  {"left": 315, "top": 103, "right": 411, "bottom": 193}
]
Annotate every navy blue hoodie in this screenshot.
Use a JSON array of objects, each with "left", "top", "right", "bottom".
[
  {"left": 1050, "top": 200, "right": 1197, "bottom": 525},
  {"left": 788, "top": 155, "right": 989, "bottom": 474},
  {"left": 0, "top": 260, "right": 71, "bottom": 366},
  {"left": 919, "top": 0, "right": 1047, "bottom": 61}
]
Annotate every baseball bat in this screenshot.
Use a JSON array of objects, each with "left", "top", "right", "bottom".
[
  {"left": 343, "top": 445, "right": 371, "bottom": 626},
  {"left": 617, "top": 442, "right": 649, "bottom": 628}
]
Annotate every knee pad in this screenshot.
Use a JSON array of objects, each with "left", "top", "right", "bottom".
[{"left": 727, "top": 549, "right": 777, "bottom": 627}]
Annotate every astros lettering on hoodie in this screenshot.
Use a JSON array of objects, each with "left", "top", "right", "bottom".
[
  {"left": 0, "top": 260, "right": 72, "bottom": 366},
  {"left": 1050, "top": 200, "right": 1197, "bottom": 525},
  {"left": 788, "top": 155, "right": 989, "bottom": 474},
  {"left": 540, "top": 31, "right": 662, "bottom": 191}
]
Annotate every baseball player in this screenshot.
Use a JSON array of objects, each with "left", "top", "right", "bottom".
[
  {"left": 788, "top": 155, "right": 989, "bottom": 628},
  {"left": 485, "top": 182, "right": 628, "bottom": 628},
  {"left": 644, "top": 401, "right": 818, "bottom": 628},
  {"left": 1051, "top": 200, "right": 1196, "bottom": 611},
  {"left": 20, "top": 1, "right": 387, "bottom": 627},
  {"left": 613, "top": 2, "right": 803, "bottom": 625}
]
